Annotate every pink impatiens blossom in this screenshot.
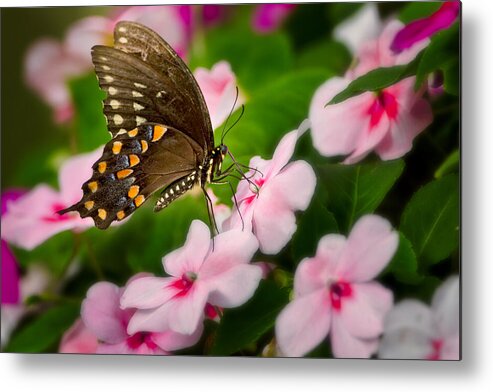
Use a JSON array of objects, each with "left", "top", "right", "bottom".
[
  {"left": 121, "top": 220, "right": 262, "bottom": 335},
  {"left": 391, "top": 1, "right": 460, "bottom": 54},
  {"left": 252, "top": 4, "right": 297, "bottom": 34},
  {"left": 310, "top": 21, "right": 433, "bottom": 164},
  {"left": 79, "top": 277, "right": 202, "bottom": 355},
  {"left": 378, "top": 275, "right": 459, "bottom": 360},
  {"left": 275, "top": 215, "right": 398, "bottom": 358},
  {"left": 1, "top": 147, "right": 103, "bottom": 250},
  {"left": 194, "top": 61, "right": 244, "bottom": 130},
  {"left": 223, "top": 121, "right": 316, "bottom": 255},
  {"left": 59, "top": 319, "right": 99, "bottom": 354}
]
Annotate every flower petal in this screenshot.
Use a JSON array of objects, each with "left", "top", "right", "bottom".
[
  {"left": 309, "top": 78, "right": 375, "bottom": 157},
  {"left": 378, "top": 329, "right": 432, "bottom": 359},
  {"left": 276, "top": 289, "right": 331, "bottom": 357},
  {"left": 81, "top": 282, "right": 127, "bottom": 344},
  {"left": 207, "top": 263, "right": 263, "bottom": 308},
  {"left": 337, "top": 215, "right": 398, "bottom": 282},
  {"left": 330, "top": 315, "right": 379, "bottom": 358},
  {"left": 383, "top": 299, "right": 434, "bottom": 336},
  {"left": 152, "top": 323, "right": 204, "bottom": 352},
  {"left": 338, "top": 282, "right": 393, "bottom": 339},
  {"left": 199, "top": 229, "right": 259, "bottom": 280},
  {"left": 59, "top": 319, "right": 99, "bottom": 354},
  {"left": 269, "top": 160, "right": 316, "bottom": 211},
  {"left": 431, "top": 275, "right": 459, "bottom": 338},
  {"left": 167, "top": 284, "right": 209, "bottom": 335},
  {"left": 120, "top": 276, "right": 176, "bottom": 310},
  {"left": 294, "top": 234, "right": 346, "bottom": 296},
  {"left": 163, "top": 220, "right": 211, "bottom": 277}
]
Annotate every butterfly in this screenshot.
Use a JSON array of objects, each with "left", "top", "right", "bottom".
[{"left": 59, "top": 21, "right": 241, "bottom": 230}]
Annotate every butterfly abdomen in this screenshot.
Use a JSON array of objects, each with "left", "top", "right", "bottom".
[{"left": 154, "top": 170, "right": 198, "bottom": 212}]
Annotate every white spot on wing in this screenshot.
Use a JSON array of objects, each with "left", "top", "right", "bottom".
[
  {"left": 132, "top": 91, "right": 143, "bottom": 98},
  {"left": 136, "top": 116, "right": 146, "bottom": 126},
  {"left": 113, "top": 114, "right": 124, "bottom": 125},
  {"left": 118, "top": 37, "right": 128, "bottom": 44},
  {"left": 110, "top": 100, "right": 121, "bottom": 109},
  {"left": 108, "top": 86, "right": 118, "bottom": 95},
  {"left": 116, "top": 129, "right": 127, "bottom": 136},
  {"left": 133, "top": 102, "right": 145, "bottom": 111},
  {"left": 134, "top": 82, "right": 147, "bottom": 89},
  {"left": 104, "top": 75, "right": 114, "bottom": 83},
  {"left": 102, "top": 65, "right": 110, "bottom": 71}
]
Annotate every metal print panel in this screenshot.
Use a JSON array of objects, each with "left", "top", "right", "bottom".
[{"left": 0, "top": 2, "right": 460, "bottom": 359}]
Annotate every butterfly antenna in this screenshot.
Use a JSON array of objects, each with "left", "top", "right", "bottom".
[
  {"left": 221, "top": 104, "right": 245, "bottom": 144},
  {"left": 220, "top": 86, "right": 240, "bottom": 143}
]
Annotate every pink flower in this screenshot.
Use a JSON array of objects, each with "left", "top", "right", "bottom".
[
  {"left": 81, "top": 277, "right": 202, "bottom": 355},
  {"left": 194, "top": 61, "right": 244, "bottom": 129},
  {"left": 121, "top": 220, "right": 262, "bottom": 335},
  {"left": 310, "top": 22, "right": 433, "bottom": 163},
  {"left": 333, "top": 4, "right": 381, "bottom": 55},
  {"left": 59, "top": 319, "right": 99, "bottom": 354},
  {"left": 1, "top": 148, "right": 102, "bottom": 250},
  {"left": 275, "top": 215, "right": 398, "bottom": 358},
  {"left": 224, "top": 121, "right": 316, "bottom": 254},
  {"left": 25, "top": 6, "right": 191, "bottom": 123},
  {"left": 378, "top": 275, "right": 459, "bottom": 360},
  {"left": 252, "top": 4, "right": 296, "bottom": 33},
  {"left": 391, "top": 1, "right": 460, "bottom": 54}
]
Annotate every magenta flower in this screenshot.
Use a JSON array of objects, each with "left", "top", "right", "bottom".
[
  {"left": 391, "top": 1, "right": 460, "bottom": 54},
  {"left": 310, "top": 22, "right": 433, "bottom": 164},
  {"left": 252, "top": 4, "right": 296, "bottom": 34},
  {"left": 194, "top": 61, "right": 244, "bottom": 129},
  {"left": 80, "top": 277, "right": 202, "bottom": 355},
  {"left": 1, "top": 190, "right": 25, "bottom": 305},
  {"left": 379, "top": 275, "right": 459, "bottom": 360},
  {"left": 275, "top": 215, "right": 398, "bottom": 358},
  {"left": 1, "top": 148, "right": 102, "bottom": 250},
  {"left": 224, "top": 122, "right": 316, "bottom": 254},
  {"left": 121, "top": 220, "right": 262, "bottom": 335}
]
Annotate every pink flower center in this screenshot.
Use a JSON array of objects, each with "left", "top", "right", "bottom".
[
  {"left": 204, "top": 303, "right": 219, "bottom": 319},
  {"left": 368, "top": 91, "right": 399, "bottom": 128},
  {"left": 42, "top": 203, "right": 74, "bottom": 222},
  {"left": 126, "top": 332, "right": 158, "bottom": 350},
  {"left": 427, "top": 339, "right": 443, "bottom": 360},
  {"left": 244, "top": 177, "right": 265, "bottom": 205},
  {"left": 329, "top": 281, "right": 352, "bottom": 311},
  {"left": 170, "top": 272, "right": 197, "bottom": 298}
]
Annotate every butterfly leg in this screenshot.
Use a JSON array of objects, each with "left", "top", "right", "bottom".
[{"left": 210, "top": 180, "right": 245, "bottom": 231}]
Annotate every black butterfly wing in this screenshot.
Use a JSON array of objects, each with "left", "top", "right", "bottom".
[
  {"left": 59, "top": 123, "right": 203, "bottom": 229},
  {"left": 93, "top": 20, "right": 213, "bottom": 152}
]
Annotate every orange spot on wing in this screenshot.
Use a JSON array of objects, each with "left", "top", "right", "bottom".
[
  {"left": 152, "top": 125, "right": 167, "bottom": 142},
  {"left": 88, "top": 181, "right": 98, "bottom": 193},
  {"left": 127, "top": 128, "right": 138, "bottom": 137},
  {"left": 98, "top": 161, "right": 107, "bottom": 174},
  {"left": 98, "top": 209, "right": 107, "bottom": 220},
  {"left": 84, "top": 201, "right": 94, "bottom": 210},
  {"left": 134, "top": 195, "right": 145, "bottom": 207},
  {"left": 128, "top": 185, "right": 139, "bottom": 199},
  {"left": 116, "top": 210, "right": 125, "bottom": 220},
  {"left": 129, "top": 154, "right": 140, "bottom": 167},
  {"left": 140, "top": 140, "right": 148, "bottom": 153},
  {"left": 112, "top": 141, "right": 123, "bottom": 154},
  {"left": 117, "top": 169, "right": 133, "bottom": 179}
]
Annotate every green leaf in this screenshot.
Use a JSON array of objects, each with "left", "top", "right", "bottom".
[
  {"left": 210, "top": 280, "right": 290, "bottom": 355},
  {"left": 5, "top": 304, "right": 80, "bottom": 353},
  {"left": 291, "top": 196, "right": 338, "bottom": 263},
  {"left": 443, "top": 59, "right": 459, "bottom": 96},
  {"left": 435, "top": 149, "right": 459, "bottom": 179},
  {"left": 189, "top": 27, "right": 293, "bottom": 94},
  {"left": 13, "top": 231, "right": 75, "bottom": 277},
  {"left": 399, "top": 2, "right": 441, "bottom": 23},
  {"left": 327, "top": 53, "right": 423, "bottom": 105},
  {"left": 415, "top": 23, "right": 459, "bottom": 89},
  {"left": 69, "top": 73, "right": 108, "bottom": 152},
  {"left": 384, "top": 232, "right": 422, "bottom": 284},
  {"left": 297, "top": 40, "right": 351, "bottom": 75},
  {"left": 218, "top": 69, "right": 330, "bottom": 163},
  {"left": 400, "top": 174, "right": 459, "bottom": 267},
  {"left": 318, "top": 160, "right": 405, "bottom": 232}
]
